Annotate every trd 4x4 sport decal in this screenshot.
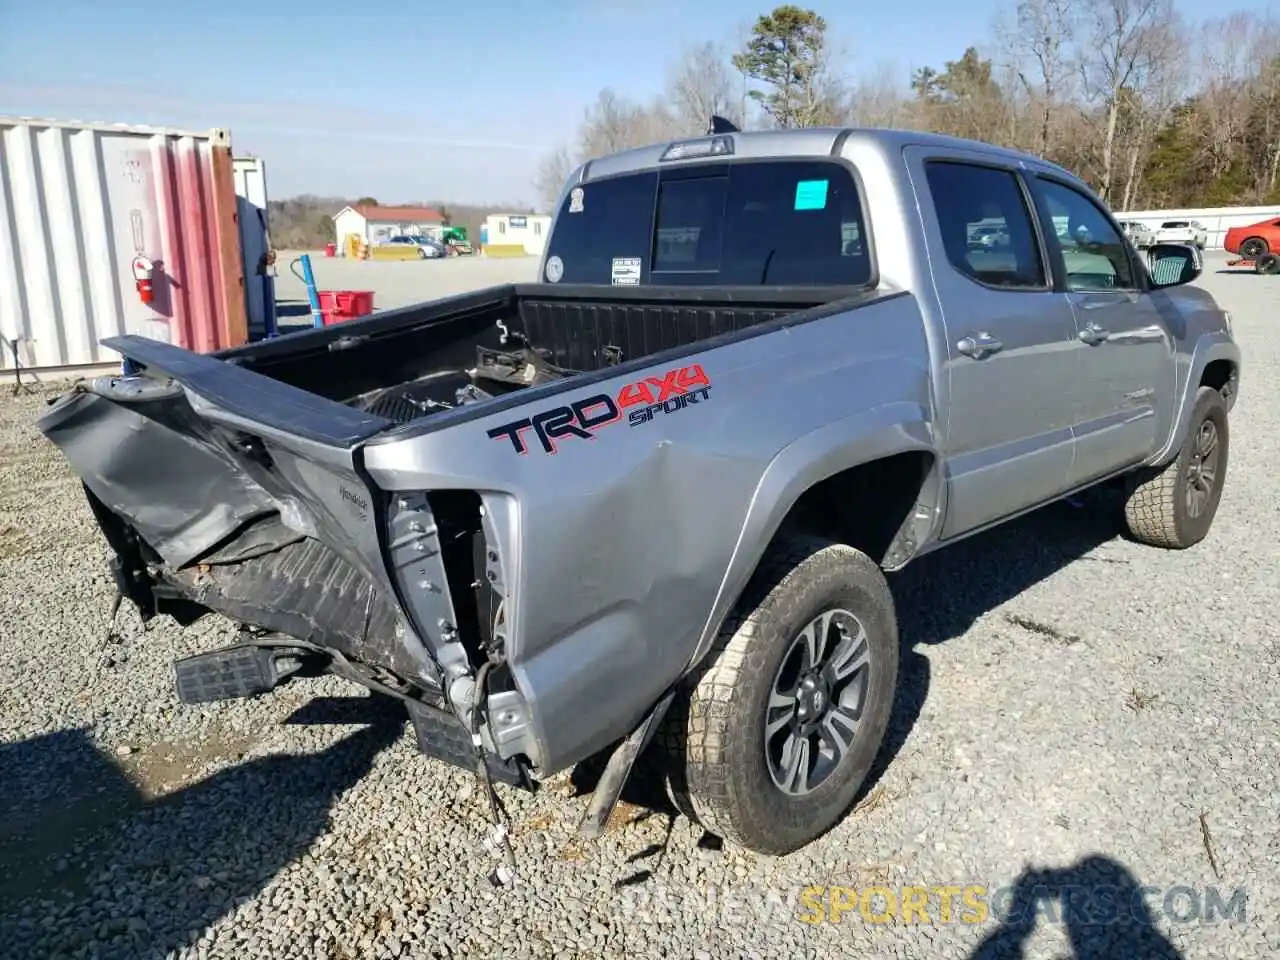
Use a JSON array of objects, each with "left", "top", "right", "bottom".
[{"left": 487, "top": 363, "right": 712, "bottom": 456}]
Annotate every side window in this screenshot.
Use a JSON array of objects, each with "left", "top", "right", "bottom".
[
  {"left": 1032, "top": 178, "right": 1135, "bottom": 291},
  {"left": 924, "top": 161, "right": 1046, "bottom": 289}
]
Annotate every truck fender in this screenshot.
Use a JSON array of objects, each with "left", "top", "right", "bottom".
[
  {"left": 1151, "top": 332, "right": 1241, "bottom": 466},
  {"left": 685, "top": 401, "right": 936, "bottom": 672}
]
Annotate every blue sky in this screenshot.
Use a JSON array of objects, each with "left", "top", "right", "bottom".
[{"left": 0, "top": 0, "right": 1268, "bottom": 207}]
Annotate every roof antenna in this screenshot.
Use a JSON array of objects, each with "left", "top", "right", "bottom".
[{"left": 707, "top": 115, "right": 740, "bottom": 135}]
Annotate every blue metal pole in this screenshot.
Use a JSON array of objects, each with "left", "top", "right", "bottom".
[
  {"left": 263, "top": 273, "right": 279, "bottom": 338},
  {"left": 298, "top": 254, "right": 325, "bottom": 328}
]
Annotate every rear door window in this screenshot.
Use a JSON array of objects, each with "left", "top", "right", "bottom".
[
  {"left": 544, "top": 159, "right": 871, "bottom": 287},
  {"left": 924, "top": 160, "right": 1046, "bottom": 289}
]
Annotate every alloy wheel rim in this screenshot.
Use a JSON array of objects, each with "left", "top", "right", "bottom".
[
  {"left": 1186, "top": 418, "right": 1220, "bottom": 519},
  {"left": 764, "top": 608, "right": 871, "bottom": 796}
]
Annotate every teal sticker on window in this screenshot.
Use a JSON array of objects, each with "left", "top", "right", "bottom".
[{"left": 794, "top": 179, "right": 829, "bottom": 211}]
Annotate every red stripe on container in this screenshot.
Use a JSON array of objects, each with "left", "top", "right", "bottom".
[
  {"left": 177, "top": 139, "right": 217, "bottom": 353},
  {"left": 152, "top": 136, "right": 188, "bottom": 347}
]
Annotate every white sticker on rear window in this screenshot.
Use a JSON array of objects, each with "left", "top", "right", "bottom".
[
  {"left": 569, "top": 187, "right": 584, "bottom": 214},
  {"left": 611, "top": 257, "right": 641, "bottom": 286},
  {"left": 545, "top": 255, "right": 564, "bottom": 282}
]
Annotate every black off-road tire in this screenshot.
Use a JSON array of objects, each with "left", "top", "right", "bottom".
[
  {"left": 656, "top": 535, "right": 899, "bottom": 855},
  {"left": 1123, "top": 386, "right": 1229, "bottom": 549},
  {"left": 1240, "top": 236, "right": 1269, "bottom": 259},
  {"left": 1255, "top": 253, "right": 1280, "bottom": 275}
]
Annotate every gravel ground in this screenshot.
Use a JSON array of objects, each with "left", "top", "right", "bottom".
[{"left": 1, "top": 252, "right": 1276, "bottom": 960}]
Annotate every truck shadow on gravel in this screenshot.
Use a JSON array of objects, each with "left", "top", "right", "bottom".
[
  {"left": 575, "top": 488, "right": 1127, "bottom": 878},
  {"left": 0, "top": 694, "right": 405, "bottom": 959},
  {"left": 889, "top": 487, "right": 1124, "bottom": 649}
]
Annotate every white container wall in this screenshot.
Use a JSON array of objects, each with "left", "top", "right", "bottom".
[
  {"left": 0, "top": 116, "right": 247, "bottom": 376},
  {"left": 1115, "top": 205, "right": 1280, "bottom": 250},
  {"left": 233, "top": 155, "right": 274, "bottom": 338}
]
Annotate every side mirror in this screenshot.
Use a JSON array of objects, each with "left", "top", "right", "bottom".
[{"left": 1147, "top": 243, "right": 1202, "bottom": 287}]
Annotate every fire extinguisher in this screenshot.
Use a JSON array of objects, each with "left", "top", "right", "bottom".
[{"left": 131, "top": 256, "right": 156, "bottom": 305}]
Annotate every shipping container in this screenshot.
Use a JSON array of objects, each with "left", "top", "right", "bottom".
[
  {"left": 233, "top": 155, "right": 276, "bottom": 339},
  {"left": 0, "top": 116, "right": 249, "bottom": 379}
]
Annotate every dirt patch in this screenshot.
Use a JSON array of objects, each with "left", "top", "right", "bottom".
[
  {"left": 119, "top": 729, "right": 259, "bottom": 799},
  {"left": 0, "top": 524, "right": 27, "bottom": 559}
]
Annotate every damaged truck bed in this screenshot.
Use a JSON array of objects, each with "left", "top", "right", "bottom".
[{"left": 40, "top": 278, "right": 865, "bottom": 790}]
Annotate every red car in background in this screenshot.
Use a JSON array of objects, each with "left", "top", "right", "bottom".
[{"left": 1223, "top": 216, "right": 1280, "bottom": 258}]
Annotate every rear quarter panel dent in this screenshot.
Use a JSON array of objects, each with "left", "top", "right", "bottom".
[{"left": 687, "top": 404, "right": 936, "bottom": 672}]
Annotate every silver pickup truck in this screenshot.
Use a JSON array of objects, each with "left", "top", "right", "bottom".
[{"left": 38, "top": 124, "right": 1240, "bottom": 867}]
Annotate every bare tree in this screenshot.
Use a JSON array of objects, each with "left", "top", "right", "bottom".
[
  {"left": 668, "top": 41, "right": 742, "bottom": 133},
  {"left": 532, "top": 146, "right": 574, "bottom": 211},
  {"left": 836, "top": 61, "right": 914, "bottom": 128},
  {"left": 1246, "top": 18, "right": 1280, "bottom": 195},
  {"left": 1117, "top": 15, "right": 1187, "bottom": 209},
  {"left": 999, "top": 0, "right": 1079, "bottom": 158},
  {"left": 1079, "top": 0, "right": 1172, "bottom": 202},
  {"left": 1195, "top": 13, "right": 1262, "bottom": 179},
  {"left": 576, "top": 89, "right": 646, "bottom": 158}
]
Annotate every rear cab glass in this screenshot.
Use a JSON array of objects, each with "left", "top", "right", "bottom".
[{"left": 543, "top": 159, "right": 872, "bottom": 287}]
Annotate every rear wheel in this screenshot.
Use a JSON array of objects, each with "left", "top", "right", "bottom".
[
  {"left": 1123, "top": 386, "right": 1229, "bottom": 549},
  {"left": 1240, "top": 236, "right": 1269, "bottom": 259},
  {"left": 657, "top": 535, "right": 899, "bottom": 855}
]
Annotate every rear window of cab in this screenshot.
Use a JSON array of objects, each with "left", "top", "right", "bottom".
[{"left": 543, "top": 159, "right": 872, "bottom": 288}]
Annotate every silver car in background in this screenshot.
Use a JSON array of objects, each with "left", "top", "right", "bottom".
[
  {"left": 383, "top": 234, "right": 446, "bottom": 259},
  {"left": 1118, "top": 219, "right": 1156, "bottom": 249}
]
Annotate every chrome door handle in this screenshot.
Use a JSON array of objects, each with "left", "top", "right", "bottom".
[
  {"left": 1078, "top": 322, "right": 1109, "bottom": 345},
  {"left": 957, "top": 332, "right": 1003, "bottom": 359}
]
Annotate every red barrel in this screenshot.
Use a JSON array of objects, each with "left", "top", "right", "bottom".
[{"left": 324, "top": 242, "right": 337, "bottom": 258}]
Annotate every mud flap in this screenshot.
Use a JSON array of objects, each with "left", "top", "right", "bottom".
[{"left": 404, "top": 699, "right": 533, "bottom": 789}]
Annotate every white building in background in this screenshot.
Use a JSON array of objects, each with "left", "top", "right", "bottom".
[
  {"left": 332, "top": 204, "right": 446, "bottom": 251},
  {"left": 482, "top": 213, "right": 551, "bottom": 255}
]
